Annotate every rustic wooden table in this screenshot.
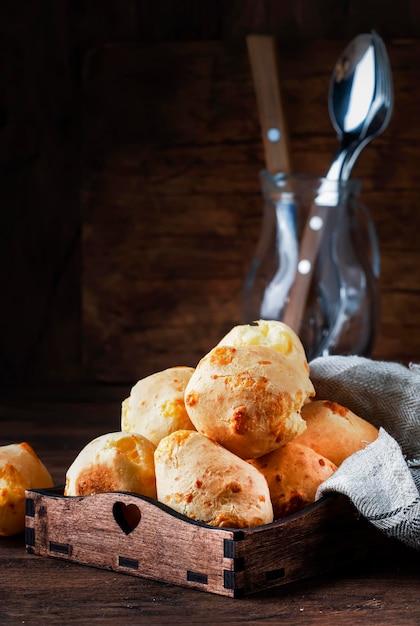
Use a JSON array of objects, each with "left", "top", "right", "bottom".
[{"left": 1, "top": 393, "right": 419, "bottom": 625}]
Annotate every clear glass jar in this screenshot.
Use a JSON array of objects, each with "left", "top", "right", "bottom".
[{"left": 243, "top": 172, "right": 380, "bottom": 360}]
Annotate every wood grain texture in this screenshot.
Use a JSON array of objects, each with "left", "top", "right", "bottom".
[
  {"left": 26, "top": 489, "right": 236, "bottom": 596},
  {"left": 246, "top": 34, "right": 293, "bottom": 174},
  {"left": 25, "top": 487, "right": 386, "bottom": 597}
]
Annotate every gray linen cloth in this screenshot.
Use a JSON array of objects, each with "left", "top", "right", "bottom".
[{"left": 309, "top": 355, "right": 420, "bottom": 551}]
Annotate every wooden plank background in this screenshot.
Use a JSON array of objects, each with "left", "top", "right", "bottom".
[
  {"left": 1, "top": 1, "right": 420, "bottom": 386},
  {"left": 81, "top": 38, "right": 420, "bottom": 382}
]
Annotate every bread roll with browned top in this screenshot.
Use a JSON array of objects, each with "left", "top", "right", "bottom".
[
  {"left": 249, "top": 442, "right": 336, "bottom": 519},
  {"left": 218, "top": 319, "right": 310, "bottom": 374},
  {"left": 0, "top": 442, "right": 53, "bottom": 536},
  {"left": 64, "top": 431, "right": 157, "bottom": 499},
  {"left": 121, "top": 366, "right": 196, "bottom": 446},
  {"left": 293, "top": 400, "right": 379, "bottom": 466},
  {"left": 154, "top": 430, "right": 273, "bottom": 528},
  {"left": 184, "top": 345, "right": 314, "bottom": 459}
]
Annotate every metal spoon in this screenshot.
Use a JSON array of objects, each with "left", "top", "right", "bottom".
[
  {"left": 328, "top": 30, "right": 393, "bottom": 183},
  {"left": 282, "top": 32, "right": 393, "bottom": 341},
  {"left": 316, "top": 31, "right": 393, "bottom": 355}
]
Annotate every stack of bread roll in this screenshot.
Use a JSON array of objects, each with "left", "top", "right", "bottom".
[{"left": 64, "top": 320, "right": 379, "bottom": 529}]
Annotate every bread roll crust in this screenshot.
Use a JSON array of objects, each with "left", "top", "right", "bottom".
[
  {"left": 154, "top": 430, "right": 274, "bottom": 528},
  {"left": 185, "top": 345, "right": 314, "bottom": 458},
  {"left": 64, "top": 431, "right": 157, "bottom": 499},
  {"left": 217, "top": 319, "right": 310, "bottom": 374},
  {"left": 249, "top": 442, "right": 336, "bottom": 519},
  {"left": 121, "top": 366, "right": 196, "bottom": 446},
  {"left": 0, "top": 442, "right": 53, "bottom": 536},
  {"left": 293, "top": 400, "right": 379, "bottom": 466}
]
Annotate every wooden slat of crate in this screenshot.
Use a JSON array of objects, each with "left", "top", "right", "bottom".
[
  {"left": 25, "top": 488, "right": 237, "bottom": 597},
  {"left": 25, "top": 488, "right": 385, "bottom": 597}
]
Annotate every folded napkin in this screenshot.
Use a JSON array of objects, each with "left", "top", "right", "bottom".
[{"left": 309, "top": 355, "right": 420, "bottom": 551}]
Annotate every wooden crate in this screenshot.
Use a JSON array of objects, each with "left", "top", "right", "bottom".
[{"left": 25, "top": 487, "right": 383, "bottom": 597}]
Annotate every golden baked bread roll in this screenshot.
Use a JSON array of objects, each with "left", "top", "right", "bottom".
[
  {"left": 293, "top": 400, "right": 379, "bottom": 466},
  {"left": 249, "top": 442, "right": 336, "bottom": 519},
  {"left": 217, "top": 319, "right": 310, "bottom": 374},
  {"left": 121, "top": 366, "right": 196, "bottom": 446},
  {"left": 184, "top": 344, "right": 314, "bottom": 459},
  {"left": 154, "top": 430, "right": 274, "bottom": 528},
  {"left": 0, "top": 442, "right": 53, "bottom": 536},
  {"left": 64, "top": 431, "right": 157, "bottom": 498}
]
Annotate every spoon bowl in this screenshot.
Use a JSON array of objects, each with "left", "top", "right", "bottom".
[
  {"left": 329, "top": 34, "right": 376, "bottom": 137},
  {"left": 328, "top": 31, "right": 394, "bottom": 182}
]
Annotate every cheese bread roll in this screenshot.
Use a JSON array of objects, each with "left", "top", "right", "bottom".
[
  {"left": 121, "top": 366, "right": 196, "bottom": 446},
  {"left": 217, "top": 319, "right": 310, "bottom": 374},
  {"left": 0, "top": 442, "right": 53, "bottom": 536},
  {"left": 155, "top": 430, "right": 273, "bottom": 528},
  {"left": 64, "top": 431, "right": 156, "bottom": 499},
  {"left": 293, "top": 400, "right": 379, "bottom": 466},
  {"left": 249, "top": 442, "right": 336, "bottom": 519},
  {"left": 185, "top": 345, "right": 314, "bottom": 459}
]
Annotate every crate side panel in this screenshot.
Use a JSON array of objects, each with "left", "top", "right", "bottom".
[
  {"left": 237, "top": 496, "right": 383, "bottom": 594},
  {"left": 26, "top": 490, "right": 238, "bottom": 596}
]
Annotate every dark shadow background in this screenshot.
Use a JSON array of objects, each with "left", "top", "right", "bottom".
[{"left": 1, "top": 0, "right": 419, "bottom": 388}]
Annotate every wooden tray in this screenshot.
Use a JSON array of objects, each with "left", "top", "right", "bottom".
[{"left": 25, "top": 486, "right": 384, "bottom": 597}]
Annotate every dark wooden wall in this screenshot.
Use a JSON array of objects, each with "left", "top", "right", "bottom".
[{"left": 1, "top": 1, "right": 420, "bottom": 387}]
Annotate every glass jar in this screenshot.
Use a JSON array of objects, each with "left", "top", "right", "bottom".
[{"left": 243, "top": 171, "right": 380, "bottom": 360}]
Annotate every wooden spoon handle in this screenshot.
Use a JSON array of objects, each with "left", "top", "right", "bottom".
[
  {"left": 247, "top": 34, "right": 320, "bottom": 338},
  {"left": 281, "top": 203, "right": 331, "bottom": 333},
  {"left": 246, "top": 34, "right": 292, "bottom": 174}
]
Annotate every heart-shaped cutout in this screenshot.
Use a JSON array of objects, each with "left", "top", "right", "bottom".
[{"left": 113, "top": 502, "right": 141, "bottom": 535}]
